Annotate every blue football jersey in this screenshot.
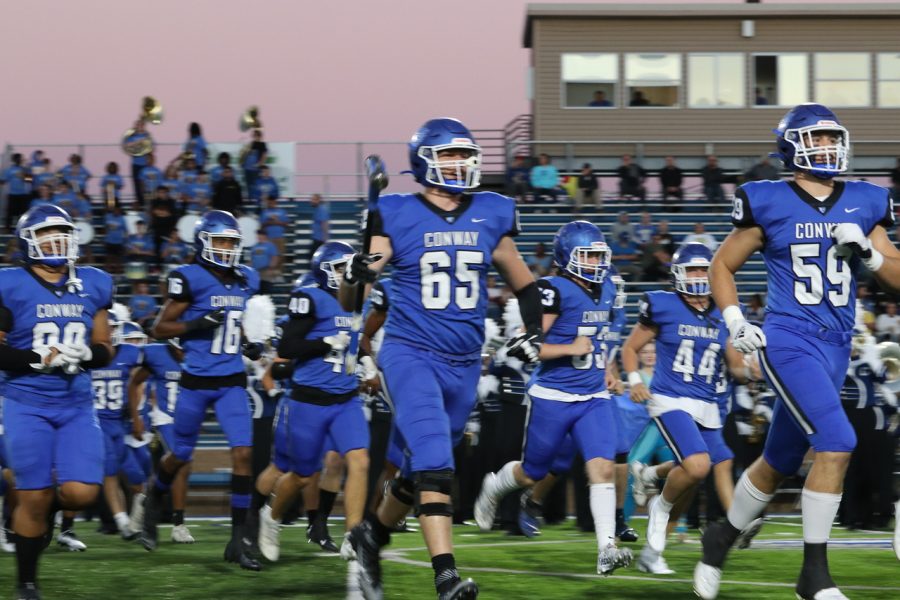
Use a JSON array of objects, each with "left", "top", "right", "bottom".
[
  {"left": 733, "top": 180, "right": 894, "bottom": 333},
  {"left": 141, "top": 343, "right": 182, "bottom": 416},
  {"left": 167, "top": 264, "right": 260, "bottom": 377},
  {"left": 601, "top": 284, "right": 628, "bottom": 362},
  {"left": 373, "top": 192, "right": 520, "bottom": 358},
  {"left": 288, "top": 286, "right": 357, "bottom": 395},
  {"left": 528, "top": 275, "right": 615, "bottom": 399},
  {"left": 0, "top": 266, "right": 113, "bottom": 404},
  {"left": 363, "top": 278, "right": 392, "bottom": 414},
  {"left": 92, "top": 343, "right": 142, "bottom": 419},
  {"left": 639, "top": 291, "right": 729, "bottom": 402}
]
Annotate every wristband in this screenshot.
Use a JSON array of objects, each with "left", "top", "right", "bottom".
[
  {"left": 627, "top": 371, "right": 644, "bottom": 387},
  {"left": 722, "top": 305, "right": 745, "bottom": 331},
  {"left": 865, "top": 248, "right": 884, "bottom": 272}
]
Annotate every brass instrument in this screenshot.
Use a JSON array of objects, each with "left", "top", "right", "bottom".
[
  {"left": 122, "top": 96, "right": 164, "bottom": 157},
  {"left": 878, "top": 341, "right": 900, "bottom": 381},
  {"left": 239, "top": 106, "right": 262, "bottom": 132}
]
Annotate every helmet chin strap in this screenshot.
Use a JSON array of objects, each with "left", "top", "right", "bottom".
[{"left": 66, "top": 261, "right": 83, "bottom": 293}]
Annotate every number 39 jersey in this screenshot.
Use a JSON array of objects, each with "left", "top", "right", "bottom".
[
  {"left": 91, "top": 344, "right": 142, "bottom": 419},
  {"left": 167, "top": 264, "right": 259, "bottom": 378},
  {"left": 0, "top": 266, "right": 113, "bottom": 404},
  {"left": 288, "top": 285, "right": 357, "bottom": 396},
  {"left": 528, "top": 275, "right": 615, "bottom": 401},
  {"left": 372, "top": 192, "right": 519, "bottom": 359},
  {"left": 733, "top": 180, "right": 894, "bottom": 333}
]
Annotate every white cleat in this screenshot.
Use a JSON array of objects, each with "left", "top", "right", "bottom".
[
  {"left": 57, "top": 530, "right": 87, "bottom": 552},
  {"left": 734, "top": 517, "right": 764, "bottom": 550},
  {"left": 645, "top": 495, "right": 670, "bottom": 553},
  {"left": 171, "top": 524, "right": 195, "bottom": 544},
  {"left": 474, "top": 473, "right": 500, "bottom": 532},
  {"left": 693, "top": 561, "right": 722, "bottom": 600},
  {"left": 129, "top": 493, "right": 146, "bottom": 534},
  {"left": 636, "top": 546, "right": 674, "bottom": 575},
  {"left": 258, "top": 505, "right": 281, "bottom": 562},
  {"left": 630, "top": 462, "right": 650, "bottom": 507},
  {"left": 597, "top": 543, "right": 633, "bottom": 576},
  {"left": 796, "top": 588, "right": 849, "bottom": 600},
  {"left": 340, "top": 532, "right": 357, "bottom": 561}
]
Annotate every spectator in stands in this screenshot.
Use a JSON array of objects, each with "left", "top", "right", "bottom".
[
  {"left": 526, "top": 242, "right": 553, "bottom": 277},
  {"left": 875, "top": 302, "right": 900, "bottom": 342},
  {"left": 857, "top": 282, "right": 876, "bottom": 314},
  {"left": 28, "top": 150, "right": 44, "bottom": 170},
  {"left": 137, "top": 154, "right": 163, "bottom": 203},
  {"left": 486, "top": 274, "right": 505, "bottom": 320},
  {"left": 611, "top": 211, "right": 636, "bottom": 242},
  {"left": 210, "top": 152, "right": 232, "bottom": 185},
  {"left": 634, "top": 211, "right": 657, "bottom": 247},
  {"left": 656, "top": 219, "right": 676, "bottom": 255},
  {"left": 128, "top": 281, "right": 159, "bottom": 329},
  {"left": 1, "top": 153, "right": 32, "bottom": 231},
  {"left": 250, "top": 230, "right": 280, "bottom": 294},
  {"left": 261, "top": 196, "right": 289, "bottom": 257},
  {"left": 59, "top": 154, "right": 91, "bottom": 197},
  {"left": 629, "top": 90, "right": 650, "bottom": 107},
  {"left": 755, "top": 88, "right": 768, "bottom": 106},
  {"left": 104, "top": 205, "right": 128, "bottom": 274},
  {"left": 744, "top": 157, "right": 780, "bottom": 182},
  {"left": 309, "top": 193, "right": 330, "bottom": 261},
  {"left": 638, "top": 233, "right": 673, "bottom": 282},
  {"left": 588, "top": 90, "right": 612, "bottom": 107},
  {"left": 123, "top": 119, "right": 154, "bottom": 209},
  {"left": 32, "top": 158, "right": 57, "bottom": 191},
  {"left": 160, "top": 230, "right": 193, "bottom": 269},
  {"left": 746, "top": 293, "right": 766, "bottom": 322},
  {"left": 242, "top": 129, "right": 268, "bottom": 198},
  {"left": 51, "top": 182, "right": 83, "bottom": 219},
  {"left": 99, "top": 162, "right": 124, "bottom": 208},
  {"left": 149, "top": 186, "right": 179, "bottom": 267},
  {"left": 658, "top": 156, "right": 684, "bottom": 207},
  {"left": 890, "top": 158, "right": 900, "bottom": 201},
  {"left": 609, "top": 232, "right": 642, "bottom": 279},
  {"left": 616, "top": 154, "right": 646, "bottom": 201},
  {"left": 187, "top": 173, "right": 212, "bottom": 213},
  {"left": 680, "top": 221, "right": 718, "bottom": 252},
  {"left": 4, "top": 237, "right": 23, "bottom": 264},
  {"left": 700, "top": 155, "right": 726, "bottom": 204},
  {"left": 177, "top": 156, "right": 199, "bottom": 196},
  {"left": 29, "top": 185, "right": 53, "bottom": 210},
  {"left": 212, "top": 166, "right": 243, "bottom": 214},
  {"left": 126, "top": 219, "right": 156, "bottom": 269},
  {"left": 252, "top": 165, "right": 279, "bottom": 208},
  {"left": 576, "top": 163, "right": 599, "bottom": 212},
  {"left": 506, "top": 156, "right": 531, "bottom": 203},
  {"left": 529, "top": 154, "right": 560, "bottom": 202},
  {"left": 184, "top": 122, "right": 208, "bottom": 171}
]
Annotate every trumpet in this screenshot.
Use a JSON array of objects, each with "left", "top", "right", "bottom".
[
  {"left": 122, "top": 96, "right": 164, "bottom": 157},
  {"left": 878, "top": 341, "right": 900, "bottom": 381}
]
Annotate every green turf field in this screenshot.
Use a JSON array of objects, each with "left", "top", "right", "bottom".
[{"left": 9, "top": 517, "right": 898, "bottom": 599}]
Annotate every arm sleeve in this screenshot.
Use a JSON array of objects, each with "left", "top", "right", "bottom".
[
  {"left": 167, "top": 271, "right": 192, "bottom": 302},
  {"left": 536, "top": 279, "right": 561, "bottom": 315},
  {"left": 515, "top": 281, "right": 544, "bottom": 337},
  {"left": 0, "top": 298, "right": 13, "bottom": 333},
  {"left": 878, "top": 190, "right": 896, "bottom": 229},
  {"left": 504, "top": 203, "right": 521, "bottom": 238},
  {"left": 276, "top": 316, "right": 331, "bottom": 361},
  {"left": 369, "top": 209, "right": 387, "bottom": 238},
  {"left": 731, "top": 187, "right": 757, "bottom": 228},
  {"left": 637, "top": 293, "right": 657, "bottom": 327},
  {"left": 0, "top": 346, "right": 41, "bottom": 371}
]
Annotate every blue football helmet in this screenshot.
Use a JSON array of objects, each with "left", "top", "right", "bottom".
[
  {"left": 16, "top": 204, "right": 79, "bottom": 267},
  {"left": 773, "top": 103, "right": 849, "bottom": 179},
  {"left": 194, "top": 210, "right": 243, "bottom": 268},
  {"left": 311, "top": 241, "right": 355, "bottom": 290},
  {"left": 671, "top": 242, "right": 713, "bottom": 296},
  {"left": 294, "top": 272, "right": 317, "bottom": 288},
  {"left": 113, "top": 321, "right": 148, "bottom": 346},
  {"left": 609, "top": 265, "right": 626, "bottom": 310},
  {"left": 553, "top": 221, "right": 612, "bottom": 284},
  {"left": 408, "top": 118, "right": 482, "bottom": 193}
]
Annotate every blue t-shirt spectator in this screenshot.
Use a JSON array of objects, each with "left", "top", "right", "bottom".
[
  {"left": 129, "top": 294, "right": 158, "bottom": 322},
  {"left": 52, "top": 192, "right": 80, "bottom": 218},
  {"left": 105, "top": 213, "right": 128, "bottom": 245},
  {"left": 184, "top": 135, "right": 208, "bottom": 169},
  {"left": 209, "top": 165, "right": 227, "bottom": 185},
  {"left": 126, "top": 233, "right": 156, "bottom": 256},
  {"left": 634, "top": 223, "right": 657, "bottom": 246},
  {"left": 161, "top": 239, "right": 192, "bottom": 264},
  {"left": 530, "top": 164, "right": 559, "bottom": 190},
  {"left": 253, "top": 176, "right": 279, "bottom": 201},
  {"left": 99, "top": 174, "right": 124, "bottom": 202},
  {"left": 250, "top": 241, "right": 278, "bottom": 271},
  {"left": 140, "top": 166, "right": 164, "bottom": 196},
  {"left": 125, "top": 132, "right": 152, "bottom": 166},
  {"left": 33, "top": 172, "right": 56, "bottom": 190},
  {"left": 609, "top": 236, "right": 640, "bottom": 261},
  {"left": 261, "top": 206, "right": 289, "bottom": 239},
  {"left": 29, "top": 198, "right": 52, "bottom": 210},
  {"left": 312, "top": 202, "right": 329, "bottom": 242},
  {"left": 1, "top": 166, "right": 31, "bottom": 196},
  {"left": 59, "top": 165, "right": 91, "bottom": 194}
]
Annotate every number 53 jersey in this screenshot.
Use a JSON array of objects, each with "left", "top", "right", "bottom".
[
  {"left": 0, "top": 266, "right": 113, "bottom": 404},
  {"left": 733, "top": 180, "right": 893, "bottom": 333},
  {"left": 372, "top": 192, "right": 519, "bottom": 359}
]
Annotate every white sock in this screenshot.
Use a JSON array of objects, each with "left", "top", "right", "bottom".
[
  {"left": 801, "top": 488, "right": 841, "bottom": 544},
  {"left": 727, "top": 472, "right": 773, "bottom": 531},
  {"left": 131, "top": 493, "right": 145, "bottom": 514},
  {"left": 590, "top": 483, "right": 617, "bottom": 550},
  {"left": 644, "top": 465, "right": 659, "bottom": 483},
  {"left": 491, "top": 461, "right": 524, "bottom": 498},
  {"left": 656, "top": 493, "right": 674, "bottom": 513},
  {"left": 114, "top": 512, "right": 130, "bottom": 531}
]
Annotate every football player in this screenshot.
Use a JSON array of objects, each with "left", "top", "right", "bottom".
[
  {"left": 694, "top": 103, "right": 900, "bottom": 600},
  {"left": 0, "top": 205, "right": 114, "bottom": 599},
  {"left": 340, "top": 118, "right": 541, "bottom": 600}
]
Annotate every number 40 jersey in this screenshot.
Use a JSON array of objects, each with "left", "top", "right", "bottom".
[{"left": 733, "top": 180, "right": 893, "bottom": 333}]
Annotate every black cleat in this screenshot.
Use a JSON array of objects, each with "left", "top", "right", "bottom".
[
  {"left": 224, "top": 538, "right": 262, "bottom": 571},
  {"left": 307, "top": 519, "right": 339, "bottom": 553},
  {"left": 438, "top": 578, "right": 479, "bottom": 600},
  {"left": 16, "top": 583, "right": 41, "bottom": 600},
  {"left": 616, "top": 525, "right": 640, "bottom": 543},
  {"left": 139, "top": 493, "right": 159, "bottom": 551},
  {"left": 351, "top": 521, "right": 384, "bottom": 600},
  {"left": 700, "top": 520, "right": 738, "bottom": 569}
]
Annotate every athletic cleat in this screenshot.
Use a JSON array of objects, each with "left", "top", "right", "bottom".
[
  {"left": 340, "top": 531, "right": 357, "bottom": 561},
  {"left": 616, "top": 525, "right": 639, "bottom": 543},
  {"left": 120, "top": 524, "right": 140, "bottom": 541},
  {"left": 129, "top": 493, "right": 145, "bottom": 534},
  {"left": 597, "top": 543, "right": 633, "bottom": 576},
  {"left": 438, "top": 577, "right": 479, "bottom": 599},
  {"left": 224, "top": 537, "right": 262, "bottom": 571},
  {"left": 257, "top": 505, "right": 281, "bottom": 562},
  {"left": 694, "top": 520, "right": 738, "bottom": 599},
  {"left": 518, "top": 492, "right": 541, "bottom": 538},
  {"left": 693, "top": 561, "right": 722, "bottom": 600},
  {"left": 351, "top": 521, "right": 384, "bottom": 600},
  {"left": 0, "top": 526, "right": 15, "bottom": 553},
  {"left": 474, "top": 473, "right": 500, "bottom": 532},
  {"left": 139, "top": 492, "right": 159, "bottom": 551},
  {"left": 645, "top": 496, "right": 670, "bottom": 553},
  {"left": 171, "top": 524, "right": 195, "bottom": 544},
  {"left": 630, "top": 461, "right": 651, "bottom": 506},
  {"left": 734, "top": 517, "right": 764, "bottom": 550},
  {"left": 307, "top": 517, "right": 339, "bottom": 553},
  {"left": 16, "top": 583, "right": 41, "bottom": 600},
  {"left": 795, "top": 589, "right": 849, "bottom": 600},
  {"left": 57, "top": 529, "right": 87, "bottom": 552},
  {"left": 795, "top": 565, "right": 846, "bottom": 600},
  {"left": 636, "top": 545, "right": 674, "bottom": 575}
]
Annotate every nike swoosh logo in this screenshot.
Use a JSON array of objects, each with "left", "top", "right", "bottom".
[
  {"left": 471, "top": 218, "right": 486, "bottom": 223},
  {"left": 844, "top": 207, "right": 861, "bottom": 213}
]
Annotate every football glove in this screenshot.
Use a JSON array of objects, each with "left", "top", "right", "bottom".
[
  {"left": 186, "top": 309, "right": 226, "bottom": 332},
  {"left": 323, "top": 332, "right": 351, "bottom": 352},
  {"left": 344, "top": 253, "right": 383, "bottom": 285},
  {"left": 832, "top": 222, "right": 884, "bottom": 272},
  {"left": 505, "top": 332, "right": 542, "bottom": 364}
]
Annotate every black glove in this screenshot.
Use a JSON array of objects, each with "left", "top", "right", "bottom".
[
  {"left": 185, "top": 309, "right": 226, "bottom": 333},
  {"left": 505, "top": 332, "right": 542, "bottom": 364},
  {"left": 344, "top": 252, "right": 383, "bottom": 285},
  {"left": 242, "top": 342, "right": 264, "bottom": 361}
]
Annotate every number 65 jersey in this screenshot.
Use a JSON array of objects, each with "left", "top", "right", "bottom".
[
  {"left": 0, "top": 266, "right": 113, "bottom": 403},
  {"left": 733, "top": 180, "right": 893, "bottom": 333},
  {"left": 372, "top": 192, "right": 519, "bottom": 359}
]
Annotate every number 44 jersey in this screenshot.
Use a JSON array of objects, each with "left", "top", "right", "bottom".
[
  {"left": 733, "top": 180, "right": 893, "bottom": 333},
  {"left": 372, "top": 192, "right": 519, "bottom": 359}
]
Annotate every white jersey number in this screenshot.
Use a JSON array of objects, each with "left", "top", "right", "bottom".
[
  {"left": 210, "top": 310, "right": 243, "bottom": 355},
  {"left": 420, "top": 250, "right": 484, "bottom": 310},
  {"left": 571, "top": 326, "right": 608, "bottom": 371},
  {"left": 790, "top": 244, "right": 851, "bottom": 307}
]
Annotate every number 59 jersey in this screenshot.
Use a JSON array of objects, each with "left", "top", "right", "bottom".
[
  {"left": 733, "top": 180, "right": 893, "bottom": 333},
  {"left": 167, "top": 264, "right": 259, "bottom": 378},
  {"left": 372, "top": 192, "right": 519, "bottom": 359},
  {"left": 528, "top": 275, "right": 615, "bottom": 400},
  {"left": 0, "top": 266, "right": 113, "bottom": 404}
]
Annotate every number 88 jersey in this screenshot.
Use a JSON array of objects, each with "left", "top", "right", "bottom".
[{"left": 167, "top": 263, "right": 259, "bottom": 377}]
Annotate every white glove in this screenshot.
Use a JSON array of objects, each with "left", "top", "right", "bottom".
[
  {"left": 859, "top": 342, "right": 885, "bottom": 375},
  {"left": 359, "top": 355, "right": 378, "bottom": 381},
  {"left": 323, "top": 332, "right": 351, "bottom": 352},
  {"left": 723, "top": 305, "right": 766, "bottom": 354},
  {"left": 832, "top": 223, "right": 884, "bottom": 271},
  {"left": 55, "top": 343, "right": 93, "bottom": 363},
  {"left": 29, "top": 346, "right": 80, "bottom": 373}
]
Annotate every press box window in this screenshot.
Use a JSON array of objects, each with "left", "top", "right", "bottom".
[
  {"left": 561, "top": 53, "right": 618, "bottom": 108},
  {"left": 877, "top": 53, "right": 900, "bottom": 108},
  {"left": 814, "top": 53, "right": 871, "bottom": 107},
  {"left": 625, "top": 53, "right": 681, "bottom": 108},
  {"left": 753, "top": 54, "right": 809, "bottom": 106},
  {"left": 688, "top": 54, "right": 745, "bottom": 108}
]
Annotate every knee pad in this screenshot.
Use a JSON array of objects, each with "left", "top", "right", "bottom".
[
  {"left": 389, "top": 477, "right": 415, "bottom": 506},
  {"left": 417, "top": 502, "right": 453, "bottom": 517},
  {"left": 413, "top": 469, "right": 454, "bottom": 497}
]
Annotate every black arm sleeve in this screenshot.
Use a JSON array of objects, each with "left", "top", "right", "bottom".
[
  {"left": 731, "top": 187, "right": 757, "bottom": 228},
  {"left": 878, "top": 190, "right": 896, "bottom": 229},
  {"left": 82, "top": 343, "right": 112, "bottom": 369},
  {"left": 369, "top": 209, "right": 387, "bottom": 238},
  {"left": 0, "top": 345, "right": 41, "bottom": 372},
  {"left": 536, "top": 279, "right": 561, "bottom": 315},
  {"left": 637, "top": 293, "right": 656, "bottom": 327},
  {"left": 271, "top": 361, "right": 295, "bottom": 381},
  {"left": 277, "top": 316, "right": 332, "bottom": 361},
  {"left": 515, "top": 282, "right": 543, "bottom": 339}
]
